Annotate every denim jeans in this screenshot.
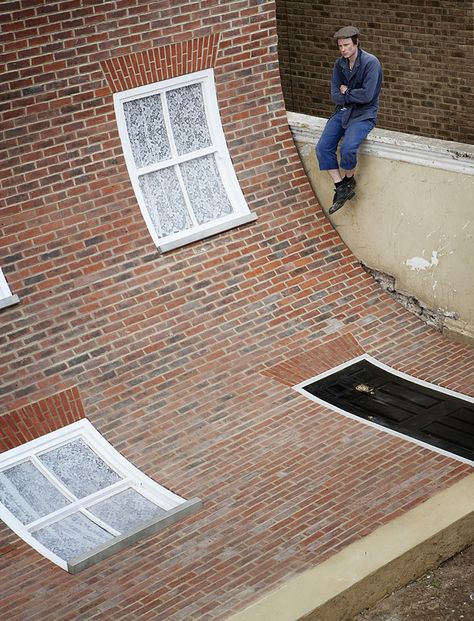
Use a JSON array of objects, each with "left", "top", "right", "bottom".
[{"left": 316, "top": 111, "right": 375, "bottom": 171}]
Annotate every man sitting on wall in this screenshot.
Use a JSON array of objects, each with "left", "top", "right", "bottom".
[{"left": 316, "top": 26, "right": 382, "bottom": 214}]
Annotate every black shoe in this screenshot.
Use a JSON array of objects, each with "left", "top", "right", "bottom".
[
  {"left": 329, "top": 182, "right": 355, "bottom": 214},
  {"left": 344, "top": 176, "right": 356, "bottom": 192}
]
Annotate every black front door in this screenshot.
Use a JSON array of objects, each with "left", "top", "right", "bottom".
[{"left": 303, "top": 359, "right": 474, "bottom": 462}]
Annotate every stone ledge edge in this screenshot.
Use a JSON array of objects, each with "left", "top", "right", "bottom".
[{"left": 288, "top": 112, "right": 474, "bottom": 176}]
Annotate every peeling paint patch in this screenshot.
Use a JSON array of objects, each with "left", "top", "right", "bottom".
[
  {"left": 406, "top": 257, "right": 430, "bottom": 271},
  {"left": 406, "top": 251, "right": 439, "bottom": 271}
]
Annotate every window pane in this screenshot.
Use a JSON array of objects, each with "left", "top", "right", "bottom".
[
  {"left": 89, "top": 488, "right": 166, "bottom": 533},
  {"left": 33, "top": 512, "right": 113, "bottom": 561},
  {"left": 0, "top": 461, "right": 69, "bottom": 525},
  {"left": 180, "top": 154, "right": 233, "bottom": 225},
  {"left": 123, "top": 95, "right": 171, "bottom": 167},
  {"left": 138, "top": 167, "right": 192, "bottom": 237},
  {"left": 38, "top": 439, "right": 121, "bottom": 499},
  {"left": 167, "top": 83, "right": 211, "bottom": 155}
]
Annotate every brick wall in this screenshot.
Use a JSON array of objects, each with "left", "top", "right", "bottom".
[
  {"left": 1, "top": 2, "right": 474, "bottom": 620},
  {"left": 0, "top": 387, "right": 85, "bottom": 452},
  {"left": 276, "top": 0, "right": 474, "bottom": 144},
  {"left": 0, "top": 0, "right": 287, "bottom": 413}
]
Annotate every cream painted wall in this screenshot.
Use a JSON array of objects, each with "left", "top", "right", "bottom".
[{"left": 294, "top": 137, "right": 474, "bottom": 342}]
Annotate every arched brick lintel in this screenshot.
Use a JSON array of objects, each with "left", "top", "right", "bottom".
[
  {"left": 101, "top": 34, "right": 221, "bottom": 93},
  {"left": 0, "top": 387, "right": 85, "bottom": 453},
  {"left": 262, "top": 333, "right": 365, "bottom": 387}
]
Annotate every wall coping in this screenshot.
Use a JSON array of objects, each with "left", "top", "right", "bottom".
[{"left": 288, "top": 112, "right": 474, "bottom": 176}]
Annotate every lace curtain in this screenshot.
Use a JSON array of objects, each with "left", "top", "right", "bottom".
[{"left": 124, "top": 82, "right": 234, "bottom": 238}]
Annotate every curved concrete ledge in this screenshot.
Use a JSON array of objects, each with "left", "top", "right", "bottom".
[
  {"left": 288, "top": 112, "right": 474, "bottom": 175},
  {"left": 228, "top": 473, "right": 474, "bottom": 621}
]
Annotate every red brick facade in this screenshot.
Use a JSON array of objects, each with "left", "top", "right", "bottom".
[
  {"left": 276, "top": 0, "right": 474, "bottom": 144},
  {"left": 0, "top": 2, "right": 473, "bottom": 620}
]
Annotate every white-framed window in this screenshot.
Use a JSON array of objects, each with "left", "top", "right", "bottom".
[
  {"left": 114, "top": 68, "right": 256, "bottom": 253},
  {"left": 0, "top": 419, "right": 201, "bottom": 573},
  {"left": 0, "top": 267, "right": 19, "bottom": 309}
]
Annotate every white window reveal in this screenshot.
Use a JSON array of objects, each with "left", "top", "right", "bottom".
[
  {"left": 114, "top": 69, "right": 256, "bottom": 252},
  {"left": 0, "top": 268, "right": 19, "bottom": 310},
  {"left": 0, "top": 419, "right": 201, "bottom": 573}
]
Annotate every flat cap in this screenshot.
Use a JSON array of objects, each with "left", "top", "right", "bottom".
[{"left": 333, "top": 26, "right": 360, "bottom": 39}]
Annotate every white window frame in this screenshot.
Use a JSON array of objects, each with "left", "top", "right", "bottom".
[
  {"left": 113, "top": 68, "right": 256, "bottom": 253},
  {"left": 0, "top": 419, "right": 201, "bottom": 573},
  {"left": 294, "top": 354, "right": 474, "bottom": 466},
  {"left": 0, "top": 268, "right": 19, "bottom": 309}
]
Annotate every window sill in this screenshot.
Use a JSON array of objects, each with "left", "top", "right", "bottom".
[
  {"left": 0, "top": 294, "right": 20, "bottom": 310},
  {"left": 68, "top": 497, "right": 202, "bottom": 573},
  {"left": 158, "top": 212, "right": 258, "bottom": 253}
]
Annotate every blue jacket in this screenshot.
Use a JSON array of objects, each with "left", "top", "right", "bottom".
[{"left": 330, "top": 48, "right": 382, "bottom": 128}]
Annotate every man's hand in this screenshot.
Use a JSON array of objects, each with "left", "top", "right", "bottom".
[{"left": 339, "top": 84, "right": 348, "bottom": 94}]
